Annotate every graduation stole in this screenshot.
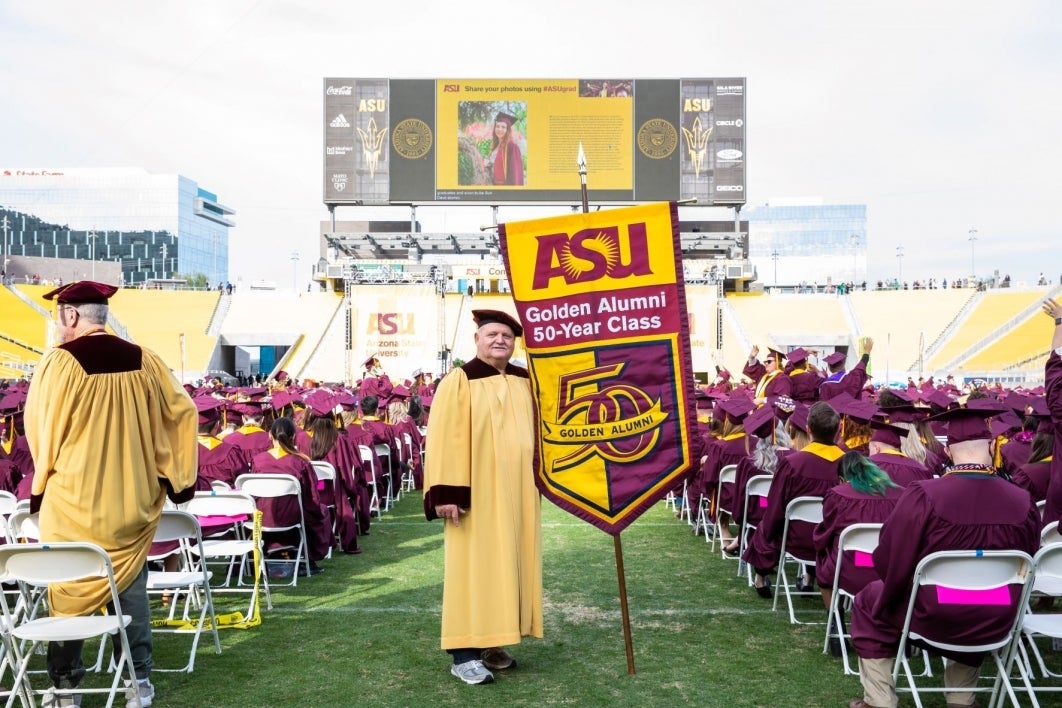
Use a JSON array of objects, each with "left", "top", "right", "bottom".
[
  {"left": 754, "top": 370, "right": 780, "bottom": 399},
  {"left": 802, "top": 442, "right": 845, "bottom": 462},
  {"left": 198, "top": 435, "right": 222, "bottom": 451}
]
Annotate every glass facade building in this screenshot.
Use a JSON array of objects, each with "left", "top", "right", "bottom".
[
  {"left": 743, "top": 201, "right": 866, "bottom": 288},
  {"left": 0, "top": 168, "right": 234, "bottom": 286}
]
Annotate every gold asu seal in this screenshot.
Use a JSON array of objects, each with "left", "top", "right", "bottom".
[
  {"left": 637, "top": 119, "right": 678, "bottom": 159},
  {"left": 392, "top": 119, "right": 433, "bottom": 159}
]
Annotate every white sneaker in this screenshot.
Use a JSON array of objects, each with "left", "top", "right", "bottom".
[
  {"left": 41, "top": 687, "right": 81, "bottom": 707},
  {"left": 450, "top": 658, "right": 494, "bottom": 685},
  {"left": 124, "top": 678, "right": 154, "bottom": 707}
]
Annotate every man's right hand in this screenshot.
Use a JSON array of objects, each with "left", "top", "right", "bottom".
[
  {"left": 749, "top": 344, "right": 759, "bottom": 362},
  {"left": 435, "top": 504, "right": 466, "bottom": 527}
]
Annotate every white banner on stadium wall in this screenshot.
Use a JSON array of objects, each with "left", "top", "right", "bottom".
[
  {"left": 349, "top": 285, "right": 442, "bottom": 382},
  {"left": 684, "top": 285, "right": 718, "bottom": 375}
]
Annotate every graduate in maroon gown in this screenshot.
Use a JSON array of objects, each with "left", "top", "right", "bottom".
[
  {"left": 866, "top": 418, "right": 933, "bottom": 487},
  {"left": 221, "top": 401, "right": 272, "bottom": 461},
  {"left": 743, "top": 345, "right": 793, "bottom": 406},
  {"left": 700, "top": 397, "right": 755, "bottom": 546},
  {"left": 742, "top": 401, "right": 844, "bottom": 598},
  {"left": 1038, "top": 297, "right": 1062, "bottom": 528},
  {"left": 303, "top": 395, "right": 365, "bottom": 555},
  {"left": 359, "top": 354, "right": 393, "bottom": 406},
  {"left": 1011, "top": 416, "right": 1054, "bottom": 502},
  {"left": 848, "top": 404, "right": 1040, "bottom": 708},
  {"left": 486, "top": 111, "right": 524, "bottom": 186},
  {"left": 819, "top": 338, "right": 873, "bottom": 402},
  {"left": 250, "top": 417, "right": 334, "bottom": 573},
  {"left": 813, "top": 452, "right": 902, "bottom": 655},
  {"left": 784, "top": 348, "right": 823, "bottom": 403},
  {"left": 194, "top": 397, "right": 250, "bottom": 490}
]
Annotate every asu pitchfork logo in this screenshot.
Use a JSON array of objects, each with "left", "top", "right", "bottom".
[{"left": 542, "top": 362, "right": 668, "bottom": 473}]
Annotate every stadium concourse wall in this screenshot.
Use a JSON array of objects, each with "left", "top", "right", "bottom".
[{"left": 1, "top": 284, "right": 1056, "bottom": 387}]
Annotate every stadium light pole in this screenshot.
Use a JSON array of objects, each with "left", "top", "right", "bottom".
[
  {"left": 1, "top": 215, "right": 9, "bottom": 283},
  {"left": 896, "top": 245, "right": 904, "bottom": 286},
  {"left": 968, "top": 227, "right": 978, "bottom": 279},
  {"left": 771, "top": 249, "right": 779, "bottom": 285},
  {"left": 88, "top": 230, "right": 97, "bottom": 281},
  {"left": 290, "top": 250, "right": 300, "bottom": 291}
]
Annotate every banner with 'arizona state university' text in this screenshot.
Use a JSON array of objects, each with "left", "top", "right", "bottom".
[{"left": 499, "top": 202, "right": 699, "bottom": 535}]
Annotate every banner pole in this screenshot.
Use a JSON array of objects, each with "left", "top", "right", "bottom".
[{"left": 614, "top": 532, "right": 636, "bottom": 674}]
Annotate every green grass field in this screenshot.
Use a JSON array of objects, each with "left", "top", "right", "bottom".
[{"left": 24, "top": 494, "right": 1062, "bottom": 707}]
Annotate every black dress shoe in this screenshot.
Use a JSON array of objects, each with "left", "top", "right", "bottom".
[
  {"left": 754, "top": 578, "right": 772, "bottom": 599},
  {"left": 795, "top": 579, "right": 815, "bottom": 593}
]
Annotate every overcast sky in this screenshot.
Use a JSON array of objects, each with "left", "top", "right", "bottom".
[{"left": 2, "top": 0, "right": 1059, "bottom": 288}]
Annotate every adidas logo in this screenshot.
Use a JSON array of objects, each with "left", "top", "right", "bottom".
[{"left": 330, "top": 114, "right": 350, "bottom": 128}]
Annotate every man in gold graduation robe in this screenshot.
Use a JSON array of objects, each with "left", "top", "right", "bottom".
[
  {"left": 24, "top": 280, "right": 197, "bottom": 705},
  {"left": 423, "top": 309, "right": 542, "bottom": 685}
]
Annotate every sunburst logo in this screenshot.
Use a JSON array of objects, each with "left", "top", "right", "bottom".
[
  {"left": 356, "top": 117, "right": 388, "bottom": 177},
  {"left": 681, "top": 116, "right": 713, "bottom": 178},
  {"left": 558, "top": 231, "right": 619, "bottom": 282}
]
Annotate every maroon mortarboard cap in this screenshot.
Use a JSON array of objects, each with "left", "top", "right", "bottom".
[
  {"left": 1002, "top": 392, "right": 1029, "bottom": 414},
  {"left": 836, "top": 398, "right": 878, "bottom": 424},
  {"left": 412, "top": 368, "right": 423, "bottom": 378},
  {"left": 391, "top": 385, "right": 410, "bottom": 400},
  {"left": 717, "top": 367, "right": 732, "bottom": 382},
  {"left": 304, "top": 391, "right": 337, "bottom": 417},
  {"left": 270, "top": 391, "right": 293, "bottom": 410},
  {"left": 823, "top": 352, "right": 846, "bottom": 367},
  {"left": 494, "top": 111, "right": 516, "bottom": 126},
  {"left": 769, "top": 395, "right": 797, "bottom": 421},
  {"left": 827, "top": 391, "right": 857, "bottom": 410},
  {"left": 990, "top": 410, "right": 1024, "bottom": 437},
  {"left": 42, "top": 280, "right": 118, "bottom": 304},
  {"left": 1038, "top": 417, "right": 1053, "bottom": 435},
  {"left": 928, "top": 406, "right": 1000, "bottom": 445},
  {"left": 194, "top": 396, "right": 224, "bottom": 425},
  {"left": 334, "top": 391, "right": 359, "bottom": 410},
  {"left": 927, "top": 390, "right": 957, "bottom": 411},
  {"left": 1027, "top": 397, "right": 1049, "bottom": 417},
  {"left": 881, "top": 388, "right": 912, "bottom": 403},
  {"left": 744, "top": 405, "right": 776, "bottom": 438},
  {"left": 230, "top": 401, "right": 265, "bottom": 417},
  {"left": 717, "top": 397, "right": 755, "bottom": 424},
  {"left": 966, "top": 397, "right": 1008, "bottom": 414},
  {"left": 786, "top": 347, "right": 808, "bottom": 365},
  {"left": 882, "top": 404, "right": 927, "bottom": 424},
  {"left": 766, "top": 346, "right": 786, "bottom": 362},
  {"left": 869, "top": 418, "right": 909, "bottom": 448},
  {"left": 787, "top": 403, "right": 811, "bottom": 433},
  {"left": 362, "top": 354, "right": 379, "bottom": 368},
  {"left": 0, "top": 390, "right": 27, "bottom": 412},
  {"left": 419, "top": 391, "right": 434, "bottom": 408},
  {"left": 472, "top": 309, "right": 523, "bottom": 337}
]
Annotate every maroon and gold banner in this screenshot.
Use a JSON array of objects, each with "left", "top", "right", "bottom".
[{"left": 499, "top": 202, "right": 699, "bottom": 534}]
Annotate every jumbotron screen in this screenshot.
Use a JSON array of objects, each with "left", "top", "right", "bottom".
[{"left": 323, "top": 78, "right": 745, "bottom": 206}]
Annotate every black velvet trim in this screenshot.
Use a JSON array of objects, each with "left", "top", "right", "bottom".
[
  {"left": 163, "top": 478, "right": 196, "bottom": 505},
  {"left": 423, "top": 484, "right": 471, "bottom": 520},
  {"left": 60, "top": 335, "right": 142, "bottom": 375},
  {"left": 462, "top": 357, "right": 530, "bottom": 381}
]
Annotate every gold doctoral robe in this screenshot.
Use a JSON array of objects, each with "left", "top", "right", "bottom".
[
  {"left": 424, "top": 358, "right": 543, "bottom": 649},
  {"left": 25, "top": 334, "right": 197, "bottom": 616}
]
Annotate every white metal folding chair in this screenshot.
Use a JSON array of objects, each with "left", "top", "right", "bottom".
[
  {"left": 773, "top": 495, "right": 825, "bottom": 625},
  {"left": 182, "top": 490, "right": 272, "bottom": 613},
  {"left": 235, "top": 473, "right": 310, "bottom": 587},
  {"left": 1010, "top": 543, "right": 1062, "bottom": 702},
  {"left": 0, "top": 543, "right": 142, "bottom": 708},
  {"left": 824, "top": 523, "right": 882, "bottom": 675},
  {"left": 893, "top": 549, "right": 1035, "bottom": 708},
  {"left": 0, "top": 491, "right": 18, "bottom": 519},
  {"left": 738, "top": 474, "right": 773, "bottom": 582},
  {"left": 710, "top": 464, "right": 739, "bottom": 555},
  {"left": 401, "top": 432, "right": 416, "bottom": 493},
  {"left": 373, "top": 442, "right": 394, "bottom": 511},
  {"left": 146, "top": 510, "right": 221, "bottom": 673},
  {"left": 311, "top": 461, "right": 338, "bottom": 559},
  {"left": 359, "top": 445, "right": 382, "bottom": 519}
]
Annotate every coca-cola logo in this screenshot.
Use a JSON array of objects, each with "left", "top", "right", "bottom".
[{"left": 327, "top": 85, "right": 353, "bottom": 96}]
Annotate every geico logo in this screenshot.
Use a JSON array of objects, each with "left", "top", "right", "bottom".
[{"left": 532, "top": 223, "right": 654, "bottom": 289}]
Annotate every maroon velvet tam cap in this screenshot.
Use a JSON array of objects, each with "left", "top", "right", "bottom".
[
  {"left": 717, "top": 397, "right": 755, "bottom": 424},
  {"left": 786, "top": 347, "right": 808, "bottom": 365},
  {"left": 823, "top": 351, "right": 846, "bottom": 367},
  {"left": 744, "top": 404, "right": 776, "bottom": 438},
  {"left": 42, "top": 280, "right": 118, "bottom": 304},
  {"left": 929, "top": 402, "right": 1005, "bottom": 445},
  {"left": 869, "top": 418, "right": 909, "bottom": 448},
  {"left": 472, "top": 309, "right": 523, "bottom": 337}
]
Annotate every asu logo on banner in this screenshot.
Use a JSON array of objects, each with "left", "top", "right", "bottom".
[{"left": 499, "top": 202, "right": 699, "bottom": 535}]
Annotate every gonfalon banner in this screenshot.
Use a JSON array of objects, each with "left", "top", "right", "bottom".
[{"left": 499, "top": 202, "right": 699, "bottom": 534}]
